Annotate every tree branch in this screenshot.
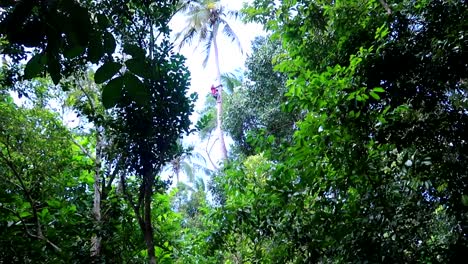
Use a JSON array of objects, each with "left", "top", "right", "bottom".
[
  {"left": 120, "top": 174, "right": 144, "bottom": 226},
  {"left": 0, "top": 205, "right": 62, "bottom": 252},
  {"left": 379, "top": 0, "right": 392, "bottom": 15},
  {"left": 70, "top": 136, "right": 96, "bottom": 162},
  {"left": 0, "top": 152, "right": 62, "bottom": 252},
  {"left": 76, "top": 77, "right": 97, "bottom": 114},
  {"left": 205, "top": 131, "right": 219, "bottom": 170}
]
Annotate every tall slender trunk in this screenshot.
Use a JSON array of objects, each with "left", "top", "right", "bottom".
[
  {"left": 143, "top": 172, "right": 157, "bottom": 264},
  {"left": 212, "top": 31, "right": 228, "bottom": 160},
  {"left": 91, "top": 129, "right": 103, "bottom": 258}
]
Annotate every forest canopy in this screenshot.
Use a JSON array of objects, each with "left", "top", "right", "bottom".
[{"left": 1, "top": 0, "right": 467, "bottom": 263}]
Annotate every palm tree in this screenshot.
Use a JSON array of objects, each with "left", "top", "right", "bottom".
[
  {"left": 196, "top": 70, "right": 243, "bottom": 168},
  {"left": 175, "top": 0, "right": 242, "bottom": 161},
  {"left": 164, "top": 140, "right": 213, "bottom": 184}
]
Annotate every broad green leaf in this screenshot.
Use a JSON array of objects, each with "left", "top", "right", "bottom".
[
  {"left": 462, "top": 195, "right": 468, "bottom": 206},
  {"left": 87, "top": 32, "right": 104, "bottom": 63},
  {"left": 373, "top": 87, "right": 385, "bottom": 93},
  {"left": 369, "top": 91, "right": 380, "bottom": 100},
  {"left": 67, "top": 4, "right": 92, "bottom": 46},
  {"left": 124, "top": 73, "right": 149, "bottom": 105},
  {"left": 94, "top": 61, "right": 121, "bottom": 84},
  {"left": 64, "top": 45, "right": 85, "bottom": 59},
  {"left": 126, "top": 58, "right": 152, "bottom": 79},
  {"left": 102, "top": 76, "right": 124, "bottom": 109},
  {"left": 24, "top": 53, "right": 44, "bottom": 79},
  {"left": 47, "top": 53, "right": 61, "bottom": 85},
  {"left": 47, "top": 199, "right": 61, "bottom": 208},
  {"left": 123, "top": 43, "right": 145, "bottom": 59},
  {"left": 96, "top": 14, "right": 110, "bottom": 29},
  {"left": 19, "top": 211, "right": 32, "bottom": 218},
  {"left": 103, "top": 31, "right": 116, "bottom": 55},
  {"left": 39, "top": 208, "right": 49, "bottom": 219}
]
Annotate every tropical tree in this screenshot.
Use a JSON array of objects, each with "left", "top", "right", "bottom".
[
  {"left": 176, "top": 0, "right": 243, "bottom": 161},
  {"left": 0, "top": 93, "right": 94, "bottom": 262},
  {"left": 1, "top": 1, "right": 197, "bottom": 262},
  {"left": 196, "top": 70, "right": 243, "bottom": 168},
  {"left": 223, "top": 37, "right": 297, "bottom": 156},
  {"left": 164, "top": 140, "right": 212, "bottom": 184}
]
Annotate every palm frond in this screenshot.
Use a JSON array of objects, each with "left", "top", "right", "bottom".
[
  {"left": 192, "top": 152, "right": 207, "bottom": 165},
  {"left": 198, "top": 25, "right": 209, "bottom": 41},
  {"left": 202, "top": 29, "right": 214, "bottom": 67},
  {"left": 221, "top": 70, "right": 243, "bottom": 94},
  {"left": 176, "top": 0, "right": 202, "bottom": 13},
  {"left": 220, "top": 19, "right": 243, "bottom": 54},
  {"left": 181, "top": 161, "right": 195, "bottom": 183},
  {"left": 176, "top": 27, "right": 197, "bottom": 49},
  {"left": 226, "top": 9, "right": 242, "bottom": 20},
  {"left": 194, "top": 177, "right": 206, "bottom": 192},
  {"left": 189, "top": 7, "right": 209, "bottom": 28},
  {"left": 176, "top": 181, "right": 195, "bottom": 192}
]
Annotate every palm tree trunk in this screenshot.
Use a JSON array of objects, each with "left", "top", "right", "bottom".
[{"left": 212, "top": 31, "right": 228, "bottom": 160}]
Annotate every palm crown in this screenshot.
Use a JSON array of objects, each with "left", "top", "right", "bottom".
[{"left": 175, "top": 0, "right": 242, "bottom": 67}]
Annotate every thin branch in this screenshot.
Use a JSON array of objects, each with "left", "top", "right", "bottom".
[
  {"left": 379, "top": 0, "right": 392, "bottom": 15},
  {"left": 0, "top": 153, "right": 62, "bottom": 252},
  {"left": 204, "top": 131, "right": 219, "bottom": 170},
  {"left": 0, "top": 205, "right": 62, "bottom": 252},
  {"left": 71, "top": 136, "right": 96, "bottom": 162},
  {"left": 120, "top": 174, "right": 144, "bottom": 226},
  {"left": 105, "top": 156, "right": 122, "bottom": 191},
  {"left": 76, "top": 77, "right": 96, "bottom": 114}
]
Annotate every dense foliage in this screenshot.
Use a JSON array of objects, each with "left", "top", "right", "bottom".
[
  {"left": 1, "top": 0, "right": 467, "bottom": 263},
  {"left": 207, "top": 0, "right": 468, "bottom": 262}
]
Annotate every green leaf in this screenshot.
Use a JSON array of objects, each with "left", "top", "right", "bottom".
[
  {"left": 64, "top": 45, "right": 85, "bottom": 59},
  {"left": 102, "top": 76, "right": 124, "bottom": 109},
  {"left": 39, "top": 208, "right": 49, "bottom": 219},
  {"left": 346, "top": 92, "right": 355, "bottom": 101},
  {"left": 47, "top": 53, "right": 61, "bottom": 85},
  {"left": 369, "top": 91, "right": 380, "bottom": 100},
  {"left": 123, "top": 43, "right": 145, "bottom": 59},
  {"left": 124, "top": 73, "right": 149, "bottom": 105},
  {"left": 96, "top": 14, "right": 110, "bottom": 29},
  {"left": 103, "top": 31, "right": 116, "bottom": 55},
  {"left": 19, "top": 211, "right": 32, "bottom": 218},
  {"left": 126, "top": 58, "right": 152, "bottom": 79},
  {"left": 24, "top": 53, "right": 45, "bottom": 79},
  {"left": 94, "top": 61, "right": 121, "bottom": 84},
  {"left": 47, "top": 199, "right": 61, "bottom": 208},
  {"left": 67, "top": 5, "right": 92, "bottom": 46},
  {"left": 462, "top": 195, "right": 468, "bottom": 206},
  {"left": 87, "top": 32, "right": 104, "bottom": 63},
  {"left": 373, "top": 87, "right": 385, "bottom": 93}
]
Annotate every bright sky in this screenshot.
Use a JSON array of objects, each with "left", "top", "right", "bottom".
[{"left": 168, "top": 0, "right": 265, "bottom": 180}]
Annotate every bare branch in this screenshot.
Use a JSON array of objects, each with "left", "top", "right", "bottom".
[
  {"left": 71, "top": 136, "right": 96, "bottom": 162},
  {"left": 205, "top": 131, "right": 219, "bottom": 170},
  {"left": 379, "top": 0, "right": 392, "bottom": 15}
]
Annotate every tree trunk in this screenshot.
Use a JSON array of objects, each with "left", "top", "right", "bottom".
[
  {"left": 91, "top": 129, "right": 103, "bottom": 258},
  {"left": 143, "top": 172, "right": 157, "bottom": 264},
  {"left": 212, "top": 31, "right": 228, "bottom": 160}
]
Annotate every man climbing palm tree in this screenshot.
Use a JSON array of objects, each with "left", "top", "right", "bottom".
[{"left": 176, "top": 0, "right": 242, "bottom": 161}]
